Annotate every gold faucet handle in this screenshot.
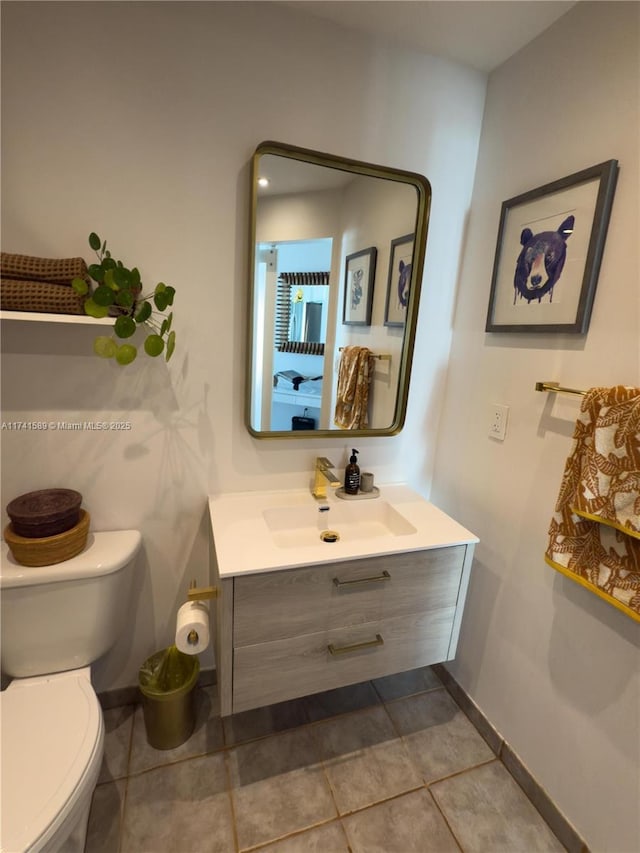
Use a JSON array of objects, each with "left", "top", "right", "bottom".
[{"left": 317, "top": 456, "right": 335, "bottom": 468}]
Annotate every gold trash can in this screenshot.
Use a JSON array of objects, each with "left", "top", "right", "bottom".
[{"left": 138, "top": 645, "right": 200, "bottom": 750}]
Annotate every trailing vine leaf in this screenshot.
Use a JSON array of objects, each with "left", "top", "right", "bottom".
[
  {"left": 93, "top": 285, "right": 115, "bottom": 307},
  {"left": 84, "top": 298, "right": 109, "bottom": 318},
  {"left": 113, "top": 266, "right": 130, "bottom": 288},
  {"left": 154, "top": 283, "right": 169, "bottom": 311},
  {"left": 135, "top": 301, "right": 152, "bottom": 324},
  {"left": 88, "top": 264, "right": 105, "bottom": 283},
  {"left": 114, "top": 315, "right": 136, "bottom": 338},
  {"left": 166, "top": 330, "right": 176, "bottom": 362},
  {"left": 94, "top": 336, "right": 117, "bottom": 359},
  {"left": 72, "top": 277, "right": 89, "bottom": 295},
  {"left": 115, "top": 290, "right": 134, "bottom": 308},
  {"left": 144, "top": 334, "right": 164, "bottom": 357},
  {"left": 115, "top": 343, "right": 137, "bottom": 365}
]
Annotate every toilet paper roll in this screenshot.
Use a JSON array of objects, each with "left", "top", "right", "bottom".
[{"left": 175, "top": 601, "right": 210, "bottom": 655}]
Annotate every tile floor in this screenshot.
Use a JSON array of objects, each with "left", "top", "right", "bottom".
[{"left": 87, "top": 667, "right": 565, "bottom": 853}]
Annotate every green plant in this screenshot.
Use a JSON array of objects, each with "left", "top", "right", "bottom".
[{"left": 72, "top": 232, "right": 176, "bottom": 365}]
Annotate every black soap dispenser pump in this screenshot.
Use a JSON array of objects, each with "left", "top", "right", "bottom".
[{"left": 344, "top": 449, "right": 360, "bottom": 495}]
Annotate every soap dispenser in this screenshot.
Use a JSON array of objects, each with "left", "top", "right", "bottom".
[{"left": 344, "top": 449, "right": 360, "bottom": 495}]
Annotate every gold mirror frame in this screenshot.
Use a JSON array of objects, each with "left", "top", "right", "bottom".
[{"left": 246, "top": 141, "right": 431, "bottom": 439}]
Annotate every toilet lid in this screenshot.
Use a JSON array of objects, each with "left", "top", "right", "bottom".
[{"left": 1, "top": 673, "right": 103, "bottom": 853}]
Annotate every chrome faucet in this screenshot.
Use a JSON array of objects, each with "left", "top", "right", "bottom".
[{"left": 312, "top": 457, "right": 340, "bottom": 500}]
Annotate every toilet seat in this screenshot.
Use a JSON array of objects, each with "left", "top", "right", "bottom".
[{"left": 0, "top": 670, "right": 104, "bottom": 853}]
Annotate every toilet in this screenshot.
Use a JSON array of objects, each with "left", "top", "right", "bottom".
[{"left": 0, "top": 529, "right": 141, "bottom": 853}]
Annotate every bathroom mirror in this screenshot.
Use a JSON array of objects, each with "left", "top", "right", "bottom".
[{"left": 247, "top": 141, "right": 431, "bottom": 438}]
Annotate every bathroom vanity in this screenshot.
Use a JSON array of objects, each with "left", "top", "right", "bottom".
[{"left": 208, "top": 485, "right": 477, "bottom": 716}]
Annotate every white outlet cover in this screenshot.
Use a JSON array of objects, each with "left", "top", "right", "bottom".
[{"left": 489, "top": 404, "right": 509, "bottom": 440}]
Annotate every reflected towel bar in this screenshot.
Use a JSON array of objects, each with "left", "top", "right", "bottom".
[
  {"left": 535, "top": 381, "right": 586, "bottom": 397},
  {"left": 338, "top": 347, "right": 391, "bottom": 361}
]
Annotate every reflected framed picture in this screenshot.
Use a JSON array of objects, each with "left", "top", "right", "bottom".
[
  {"left": 485, "top": 159, "right": 618, "bottom": 333},
  {"left": 384, "top": 233, "right": 414, "bottom": 327},
  {"left": 342, "top": 247, "right": 377, "bottom": 326}
]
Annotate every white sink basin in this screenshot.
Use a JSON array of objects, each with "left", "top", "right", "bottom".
[
  {"left": 262, "top": 500, "right": 417, "bottom": 549},
  {"left": 208, "top": 484, "right": 479, "bottom": 577}
]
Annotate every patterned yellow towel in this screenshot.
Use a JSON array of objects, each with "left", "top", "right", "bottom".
[
  {"left": 334, "top": 346, "right": 375, "bottom": 430},
  {"left": 545, "top": 386, "right": 640, "bottom": 621}
]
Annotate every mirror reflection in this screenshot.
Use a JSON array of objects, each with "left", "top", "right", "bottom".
[
  {"left": 289, "top": 285, "right": 327, "bottom": 344},
  {"left": 247, "top": 142, "right": 431, "bottom": 438}
]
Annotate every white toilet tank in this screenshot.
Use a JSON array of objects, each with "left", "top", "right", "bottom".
[{"left": 0, "top": 530, "right": 141, "bottom": 678}]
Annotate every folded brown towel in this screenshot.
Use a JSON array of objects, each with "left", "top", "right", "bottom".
[
  {"left": 0, "top": 252, "right": 88, "bottom": 284},
  {"left": 0, "top": 278, "right": 86, "bottom": 314}
]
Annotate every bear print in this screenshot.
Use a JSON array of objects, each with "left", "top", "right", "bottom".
[
  {"left": 513, "top": 214, "right": 575, "bottom": 304},
  {"left": 397, "top": 259, "right": 411, "bottom": 309}
]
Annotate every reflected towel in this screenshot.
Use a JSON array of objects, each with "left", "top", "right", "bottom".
[
  {"left": 334, "top": 346, "right": 375, "bottom": 430},
  {"left": 545, "top": 386, "right": 640, "bottom": 622}
]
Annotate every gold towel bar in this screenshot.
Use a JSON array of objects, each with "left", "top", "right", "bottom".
[
  {"left": 338, "top": 347, "right": 391, "bottom": 361},
  {"left": 535, "top": 381, "right": 587, "bottom": 397}
]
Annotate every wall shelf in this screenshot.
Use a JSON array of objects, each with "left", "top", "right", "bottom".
[{"left": 0, "top": 310, "right": 113, "bottom": 326}]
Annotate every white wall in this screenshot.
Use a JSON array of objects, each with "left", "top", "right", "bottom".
[
  {"left": 431, "top": 3, "right": 639, "bottom": 851},
  {"left": 1, "top": 2, "right": 485, "bottom": 689}
]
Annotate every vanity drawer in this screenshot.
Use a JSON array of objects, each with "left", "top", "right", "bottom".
[
  {"left": 232, "top": 607, "right": 456, "bottom": 712},
  {"left": 234, "top": 546, "right": 466, "bottom": 646}
]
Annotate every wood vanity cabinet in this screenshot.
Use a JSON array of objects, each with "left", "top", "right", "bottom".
[{"left": 211, "top": 543, "right": 474, "bottom": 716}]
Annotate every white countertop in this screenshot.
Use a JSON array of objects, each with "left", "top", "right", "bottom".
[
  {"left": 208, "top": 484, "right": 478, "bottom": 578},
  {"left": 272, "top": 389, "right": 322, "bottom": 407}
]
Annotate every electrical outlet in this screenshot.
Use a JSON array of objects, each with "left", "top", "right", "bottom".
[{"left": 489, "top": 403, "right": 509, "bottom": 440}]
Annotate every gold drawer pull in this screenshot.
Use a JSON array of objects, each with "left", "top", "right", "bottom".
[
  {"left": 333, "top": 570, "right": 391, "bottom": 588},
  {"left": 328, "top": 634, "right": 384, "bottom": 656}
]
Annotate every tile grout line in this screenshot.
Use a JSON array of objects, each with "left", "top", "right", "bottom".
[
  {"left": 243, "top": 816, "right": 349, "bottom": 853},
  {"left": 426, "top": 755, "right": 500, "bottom": 788},
  {"left": 117, "top": 705, "right": 136, "bottom": 853},
  {"left": 222, "top": 749, "right": 241, "bottom": 853},
  {"left": 425, "top": 785, "right": 465, "bottom": 853}
]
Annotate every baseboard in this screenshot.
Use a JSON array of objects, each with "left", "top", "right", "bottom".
[{"left": 432, "top": 664, "right": 589, "bottom": 853}]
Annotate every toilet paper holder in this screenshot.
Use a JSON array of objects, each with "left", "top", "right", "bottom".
[
  {"left": 177, "top": 581, "right": 217, "bottom": 651},
  {"left": 187, "top": 580, "right": 218, "bottom": 601}
]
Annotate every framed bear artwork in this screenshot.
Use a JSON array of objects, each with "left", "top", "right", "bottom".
[
  {"left": 385, "top": 233, "right": 414, "bottom": 327},
  {"left": 485, "top": 160, "right": 618, "bottom": 333}
]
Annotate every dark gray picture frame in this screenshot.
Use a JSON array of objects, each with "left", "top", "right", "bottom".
[
  {"left": 485, "top": 160, "right": 618, "bottom": 334},
  {"left": 342, "top": 246, "right": 377, "bottom": 326},
  {"left": 384, "top": 233, "right": 414, "bottom": 328}
]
